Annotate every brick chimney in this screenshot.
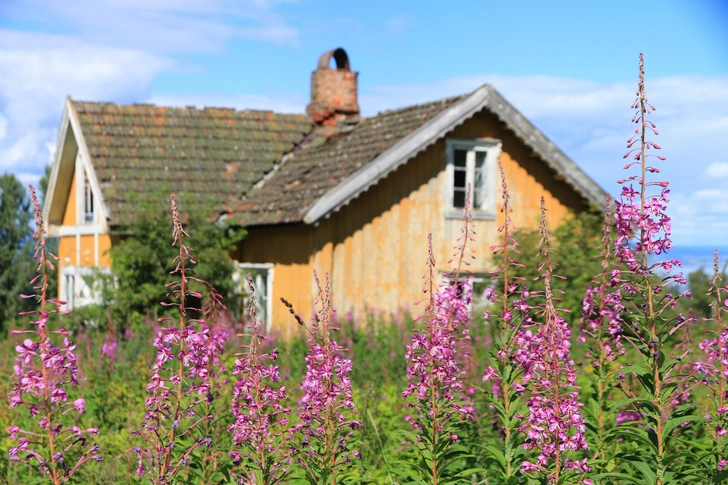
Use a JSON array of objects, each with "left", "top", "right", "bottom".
[{"left": 306, "top": 48, "right": 360, "bottom": 135}]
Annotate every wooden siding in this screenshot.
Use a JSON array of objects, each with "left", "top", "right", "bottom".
[{"left": 239, "top": 110, "right": 588, "bottom": 335}]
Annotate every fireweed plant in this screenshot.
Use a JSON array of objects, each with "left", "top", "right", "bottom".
[
  {"left": 197, "top": 280, "right": 231, "bottom": 483},
  {"left": 131, "top": 196, "right": 224, "bottom": 484},
  {"left": 481, "top": 162, "right": 531, "bottom": 483},
  {"left": 289, "top": 272, "right": 362, "bottom": 484},
  {"left": 517, "top": 198, "right": 590, "bottom": 484},
  {"left": 578, "top": 195, "right": 626, "bottom": 468},
  {"left": 606, "top": 54, "right": 699, "bottom": 485},
  {"left": 401, "top": 221, "right": 477, "bottom": 485},
  {"left": 229, "top": 273, "right": 291, "bottom": 484},
  {"left": 696, "top": 250, "right": 728, "bottom": 476},
  {"left": 8, "top": 186, "right": 101, "bottom": 484}
]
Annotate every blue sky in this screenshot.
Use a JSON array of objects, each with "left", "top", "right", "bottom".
[{"left": 0, "top": 0, "right": 726, "bottom": 250}]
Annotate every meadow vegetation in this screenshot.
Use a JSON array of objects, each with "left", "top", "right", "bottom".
[{"left": 2, "top": 54, "right": 727, "bottom": 485}]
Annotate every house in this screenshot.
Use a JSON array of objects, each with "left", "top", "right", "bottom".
[{"left": 43, "top": 48, "right": 606, "bottom": 335}]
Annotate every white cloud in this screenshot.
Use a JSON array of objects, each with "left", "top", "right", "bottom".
[
  {"left": 387, "top": 14, "right": 412, "bottom": 35},
  {"left": 0, "top": 30, "right": 171, "bottom": 177},
  {"left": 695, "top": 189, "right": 725, "bottom": 199},
  {"left": 705, "top": 161, "right": 728, "bottom": 178},
  {"left": 1, "top": 0, "right": 300, "bottom": 52}
]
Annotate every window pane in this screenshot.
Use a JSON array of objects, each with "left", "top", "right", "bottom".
[
  {"left": 454, "top": 168, "right": 466, "bottom": 188},
  {"left": 453, "top": 189, "right": 466, "bottom": 208},
  {"left": 84, "top": 171, "right": 94, "bottom": 223},
  {"left": 475, "top": 151, "right": 486, "bottom": 169},
  {"left": 474, "top": 152, "right": 487, "bottom": 208},
  {"left": 454, "top": 149, "right": 467, "bottom": 167},
  {"left": 474, "top": 188, "right": 484, "bottom": 208}
]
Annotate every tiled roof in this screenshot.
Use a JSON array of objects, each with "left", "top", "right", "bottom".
[
  {"left": 72, "top": 101, "right": 312, "bottom": 226},
  {"left": 233, "top": 95, "right": 464, "bottom": 226}
]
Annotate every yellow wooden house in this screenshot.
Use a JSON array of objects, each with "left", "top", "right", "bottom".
[{"left": 43, "top": 48, "right": 606, "bottom": 335}]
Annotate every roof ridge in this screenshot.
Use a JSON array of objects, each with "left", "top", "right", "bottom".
[
  {"left": 70, "top": 99, "right": 309, "bottom": 118},
  {"left": 373, "top": 93, "right": 469, "bottom": 117}
]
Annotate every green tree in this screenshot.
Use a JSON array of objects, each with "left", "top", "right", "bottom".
[
  {"left": 101, "top": 192, "right": 246, "bottom": 331},
  {"left": 39, "top": 164, "right": 52, "bottom": 201},
  {"left": 0, "top": 173, "right": 35, "bottom": 330},
  {"left": 683, "top": 263, "right": 728, "bottom": 319}
]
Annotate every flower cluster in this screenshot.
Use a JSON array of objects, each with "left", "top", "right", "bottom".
[
  {"left": 615, "top": 53, "right": 675, "bottom": 275},
  {"left": 479, "top": 163, "right": 536, "bottom": 481},
  {"left": 229, "top": 273, "right": 291, "bottom": 485},
  {"left": 132, "top": 196, "right": 218, "bottom": 484},
  {"left": 101, "top": 333, "right": 118, "bottom": 362},
  {"left": 8, "top": 186, "right": 101, "bottom": 484},
  {"left": 403, "top": 234, "right": 467, "bottom": 418},
  {"left": 291, "top": 273, "right": 361, "bottom": 484},
  {"left": 579, "top": 196, "right": 625, "bottom": 362},
  {"left": 697, "top": 250, "right": 728, "bottom": 470},
  {"left": 518, "top": 199, "right": 589, "bottom": 483}
]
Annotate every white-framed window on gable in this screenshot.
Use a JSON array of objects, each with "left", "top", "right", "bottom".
[
  {"left": 83, "top": 170, "right": 94, "bottom": 224},
  {"left": 75, "top": 152, "right": 96, "bottom": 225},
  {"left": 234, "top": 263, "right": 274, "bottom": 332},
  {"left": 445, "top": 138, "right": 501, "bottom": 219}
]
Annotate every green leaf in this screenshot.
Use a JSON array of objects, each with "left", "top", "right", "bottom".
[
  {"left": 664, "top": 415, "right": 703, "bottom": 438},
  {"left": 596, "top": 472, "right": 650, "bottom": 485},
  {"left": 630, "top": 461, "right": 657, "bottom": 484}
]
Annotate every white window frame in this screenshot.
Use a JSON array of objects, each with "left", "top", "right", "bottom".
[
  {"left": 438, "top": 272, "right": 488, "bottom": 310},
  {"left": 444, "top": 138, "right": 501, "bottom": 219},
  {"left": 76, "top": 153, "right": 96, "bottom": 225},
  {"left": 60, "top": 266, "right": 109, "bottom": 312},
  {"left": 234, "top": 262, "right": 274, "bottom": 332}
]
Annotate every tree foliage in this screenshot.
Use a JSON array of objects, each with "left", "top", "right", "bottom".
[
  {"left": 0, "top": 173, "right": 36, "bottom": 330},
  {"left": 101, "top": 193, "right": 246, "bottom": 330}
]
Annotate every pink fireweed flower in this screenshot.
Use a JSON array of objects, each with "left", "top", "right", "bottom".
[
  {"left": 101, "top": 334, "right": 118, "bottom": 361},
  {"left": 443, "top": 188, "right": 481, "bottom": 417},
  {"left": 696, "top": 249, "right": 728, "bottom": 468},
  {"left": 229, "top": 274, "right": 291, "bottom": 484},
  {"left": 402, "top": 225, "right": 475, "bottom": 483},
  {"left": 480, "top": 164, "right": 535, "bottom": 480},
  {"left": 290, "top": 272, "right": 361, "bottom": 483},
  {"left": 609, "top": 54, "right": 697, "bottom": 481},
  {"left": 614, "top": 54, "right": 684, "bottom": 288},
  {"left": 518, "top": 199, "right": 589, "bottom": 483},
  {"left": 579, "top": 195, "right": 625, "bottom": 361},
  {"left": 8, "top": 186, "right": 101, "bottom": 483},
  {"left": 132, "top": 196, "right": 223, "bottom": 484}
]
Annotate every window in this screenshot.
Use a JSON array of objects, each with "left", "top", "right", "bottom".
[
  {"left": 83, "top": 170, "right": 94, "bottom": 223},
  {"left": 439, "top": 272, "right": 490, "bottom": 313},
  {"left": 235, "top": 263, "right": 274, "bottom": 331},
  {"left": 445, "top": 138, "right": 501, "bottom": 218},
  {"left": 60, "top": 266, "right": 107, "bottom": 311}
]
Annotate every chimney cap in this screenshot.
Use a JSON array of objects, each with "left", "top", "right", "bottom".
[{"left": 317, "top": 48, "right": 351, "bottom": 71}]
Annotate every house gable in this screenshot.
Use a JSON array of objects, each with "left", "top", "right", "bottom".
[
  {"left": 303, "top": 85, "right": 606, "bottom": 225},
  {"left": 44, "top": 98, "right": 109, "bottom": 236},
  {"left": 234, "top": 85, "right": 606, "bottom": 229}
]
